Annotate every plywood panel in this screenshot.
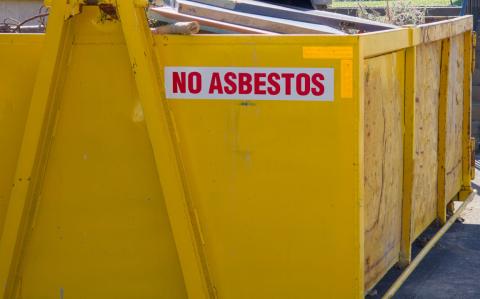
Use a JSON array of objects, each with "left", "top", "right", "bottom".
[
  {"left": 445, "top": 34, "right": 464, "bottom": 201},
  {"left": 364, "top": 51, "right": 404, "bottom": 290},
  {"left": 412, "top": 41, "right": 441, "bottom": 239}
]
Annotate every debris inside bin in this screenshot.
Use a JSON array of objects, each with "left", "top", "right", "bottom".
[{"left": 149, "top": 0, "right": 397, "bottom": 35}]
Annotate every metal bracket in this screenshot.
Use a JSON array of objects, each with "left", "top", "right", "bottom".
[{"left": 43, "top": 0, "right": 147, "bottom": 20}]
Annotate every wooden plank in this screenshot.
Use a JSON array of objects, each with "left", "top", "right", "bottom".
[
  {"left": 149, "top": 6, "right": 277, "bottom": 34},
  {"left": 412, "top": 41, "right": 442, "bottom": 239},
  {"left": 399, "top": 45, "right": 415, "bottom": 267},
  {"left": 437, "top": 38, "right": 450, "bottom": 224},
  {"left": 445, "top": 34, "right": 465, "bottom": 202},
  {"left": 176, "top": 0, "right": 345, "bottom": 34},
  {"left": 360, "top": 28, "right": 410, "bottom": 59},
  {"left": 198, "top": 0, "right": 397, "bottom": 32},
  {"left": 461, "top": 30, "right": 473, "bottom": 200},
  {"left": 413, "top": 16, "right": 473, "bottom": 45},
  {"left": 364, "top": 51, "right": 404, "bottom": 291},
  {"left": 328, "top": 6, "right": 461, "bottom": 17}
]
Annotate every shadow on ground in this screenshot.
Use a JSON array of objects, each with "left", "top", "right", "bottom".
[
  {"left": 394, "top": 222, "right": 480, "bottom": 299},
  {"left": 369, "top": 221, "right": 480, "bottom": 299},
  {"left": 368, "top": 163, "right": 480, "bottom": 298}
]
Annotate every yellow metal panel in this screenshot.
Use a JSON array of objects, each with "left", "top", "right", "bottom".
[
  {"left": 341, "top": 59, "right": 353, "bottom": 98},
  {"left": 0, "top": 1, "right": 73, "bottom": 296},
  {"left": 1, "top": 7, "right": 187, "bottom": 299},
  {"left": 0, "top": 35, "right": 43, "bottom": 237},
  {"left": 155, "top": 35, "right": 363, "bottom": 298},
  {"left": 117, "top": 2, "right": 213, "bottom": 298}
]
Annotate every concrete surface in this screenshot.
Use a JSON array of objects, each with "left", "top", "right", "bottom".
[
  {"left": 370, "top": 158, "right": 480, "bottom": 298},
  {"left": 0, "top": 0, "right": 43, "bottom": 25}
]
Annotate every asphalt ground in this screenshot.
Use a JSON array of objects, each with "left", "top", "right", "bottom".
[{"left": 370, "top": 159, "right": 480, "bottom": 298}]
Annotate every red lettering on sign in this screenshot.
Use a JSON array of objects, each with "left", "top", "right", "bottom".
[
  {"left": 296, "top": 73, "right": 310, "bottom": 96},
  {"left": 312, "top": 73, "right": 325, "bottom": 96},
  {"left": 224, "top": 72, "right": 237, "bottom": 94},
  {"left": 172, "top": 72, "right": 186, "bottom": 94},
  {"left": 209, "top": 72, "right": 224, "bottom": 94},
  {"left": 281, "top": 73, "right": 294, "bottom": 95},
  {"left": 167, "top": 68, "right": 333, "bottom": 99},
  {"left": 254, "top": 73, "right": 267, "bottom": 95},
  {"left": 188, "top": 72, "right": 202, "bottom": 94},
  {"left": 239, "top": 73, "right": 253, "bottom": 94},
  {"left": 267, "top": 73, "right": 280, "bottom": 95}
]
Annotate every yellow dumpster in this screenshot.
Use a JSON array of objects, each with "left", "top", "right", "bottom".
[{"left": 0, "top": 1, "right": 475, "bottom": 298}]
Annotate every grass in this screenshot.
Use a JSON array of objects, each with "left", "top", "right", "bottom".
[{"left": 331, "top": 0, "right": 462, "bottom": 7}]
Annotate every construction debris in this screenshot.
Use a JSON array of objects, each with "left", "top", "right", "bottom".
[
  {"left": 151, "top": 6, "right": 277, "bottom": 34},
  {"left": 173, "top": 0, "right": 346, "bottom": 34},
  {"left": 152, "top": 21, "right": 201, "bottom": 35},
  {"left": 189, "top": 0, "right": 397, "bottom": 32},
  {"left": 149, "top": 0, "right": 397, "bottom": 35}
]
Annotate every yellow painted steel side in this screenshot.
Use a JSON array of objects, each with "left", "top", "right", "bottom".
[
  {"left": 0, "top": 35, "right": 43, "bottom": 237},
  {"left": 0, "top": 0, "right": 74, "bottom": 295},
  {"left": 154, "top": 34, "right": 364, "bottom": 298},
  {"left": 1, "top": 7, "right": 187, "bottom": 298},
  {"left": 117, "top": 2, "right": 213, "bottom": 298}
]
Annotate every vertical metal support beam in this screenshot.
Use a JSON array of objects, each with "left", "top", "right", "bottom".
[
  {"left": 0, "top": 1, "right": 72, "bottom": 298},
  {"left": 356, "top": 41, "right": 366, "bottom": 299},
  {"left": 460, "top": 30, "right": 473, "bottom": 200},
  {"left": 116, "top": 1, "right": 214, "bottom": 298},
  {"left": 399, "top": 45, "right": 416, "bottom": 267},
  {"left": 437, "top": 38, "right": 451, "bottom": 225}
]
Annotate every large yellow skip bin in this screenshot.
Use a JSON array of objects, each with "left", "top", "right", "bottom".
[{"left": 0, "top": 1, "right": 475, "bottom": 298}]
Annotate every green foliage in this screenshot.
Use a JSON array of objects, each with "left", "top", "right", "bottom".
[{"left": 357, "top": 0, "right": 426, "bottom": 25}]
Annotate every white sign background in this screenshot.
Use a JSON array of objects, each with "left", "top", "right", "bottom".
[{"left": 164, "top": 67, "right": 334, "bottom": 101}]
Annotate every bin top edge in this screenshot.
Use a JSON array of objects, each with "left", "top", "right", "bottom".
[{"left": 153, "top": 34, "right": 360, "bottom": 46}]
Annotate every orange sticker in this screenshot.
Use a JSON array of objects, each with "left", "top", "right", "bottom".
[{"left": 303, "top": 46, "right": 353, "bottom": 59}]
